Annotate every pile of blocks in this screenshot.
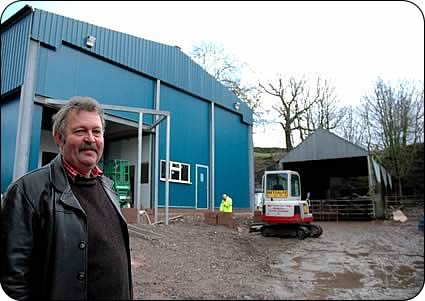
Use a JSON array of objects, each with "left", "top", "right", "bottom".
[
  {"left": 121, "top": 208, "right": 154, "bottom": 224},
  {"left": 253, "top": 210, "right": 262, "bottom": 222},
  {"left": 121, "top": 208, "right": 138, "bottom": 224},
  {"left": 204, "top": 212, "right": 239, "bottom": 229}
]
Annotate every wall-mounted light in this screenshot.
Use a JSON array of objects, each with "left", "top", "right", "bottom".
[
  {"left": 233, "top": 101, "right": 240, "bottom": 110},
  {"left": 86, "top": 35, "right": 96, "bottom": 48}
]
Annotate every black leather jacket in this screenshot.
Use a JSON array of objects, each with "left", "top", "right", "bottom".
[{"left": 0, "top": 155, "right": 133, "bottom": 300}]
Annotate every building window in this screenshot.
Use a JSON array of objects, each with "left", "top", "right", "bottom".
[{"left": 160, "top": 160, "right": 191, "bottom": 184}]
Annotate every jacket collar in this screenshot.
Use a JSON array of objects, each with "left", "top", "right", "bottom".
[
  {"left": 49, "top": 154, "right": 70, "bottom": 192},
  {"left": 49, "top": 154, "right": 84, "bottom": 212}
]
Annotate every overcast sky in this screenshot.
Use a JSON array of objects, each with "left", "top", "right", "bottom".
[{"left": 1, "top": 1, "right": 424, "bottom": 148}]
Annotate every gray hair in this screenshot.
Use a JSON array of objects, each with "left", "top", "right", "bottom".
[{"left": 52, "top": 96, "right": 105, "bottom": 136}]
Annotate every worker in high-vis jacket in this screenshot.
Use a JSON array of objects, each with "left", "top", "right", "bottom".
[{"left": 219, "top": 193, "right": 233, "bottom": 212}]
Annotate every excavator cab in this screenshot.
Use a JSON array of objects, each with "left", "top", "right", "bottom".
[{"left": 264, "top": 170, "right": 300, "bottom": 201}]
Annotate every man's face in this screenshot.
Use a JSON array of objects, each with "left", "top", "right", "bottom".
[{"left": 55, "top": 109, "right": 104, "bottom": 175}]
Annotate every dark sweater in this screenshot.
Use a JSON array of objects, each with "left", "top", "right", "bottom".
[{"left": 70, "top": 176, "right": 130, "bottom": 300}]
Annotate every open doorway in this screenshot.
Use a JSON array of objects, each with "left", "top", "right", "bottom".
[{"left": 38, "top": 105, "right": 152, "bottom": 208}]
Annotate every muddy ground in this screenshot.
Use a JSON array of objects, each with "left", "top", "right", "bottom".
[{"left": 129, "top": 213, "right": 424, "bottom": 300}]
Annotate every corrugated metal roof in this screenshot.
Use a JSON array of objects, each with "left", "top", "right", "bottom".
[
  {"left": 28, "top": 8, "right": 252, "bottom": 124},
  {"left": 279, "top": 128, "right": 368, "bottom": 163}
]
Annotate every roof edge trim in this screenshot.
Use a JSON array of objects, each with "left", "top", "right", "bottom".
[{"left": 1, "top": 4, "right": 33, "bottom": 32}]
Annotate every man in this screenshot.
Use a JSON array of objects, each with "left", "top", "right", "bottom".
[
  {"left": 219, "top": 193, "right": 233, "bottom": 212},
  {"left": 0, "top": 97, "right": 132, "bottom": 300}
]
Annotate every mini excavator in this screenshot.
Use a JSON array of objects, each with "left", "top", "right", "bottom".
[{"left": 250, "top": 170, "right": 323, "bottom": 239}]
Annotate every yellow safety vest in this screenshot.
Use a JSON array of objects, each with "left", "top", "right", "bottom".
[{"left": 219, "top": 197, "right": 233, "bottom": 212}]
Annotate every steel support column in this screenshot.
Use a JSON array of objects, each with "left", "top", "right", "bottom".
[
  {"left": 164, "top": 115, "right": 170, "bottom": 225},
  {"left": 210, "top": 102, "right": 215, "bottom": 211},
  {"left": 13, "top": 40, "right": 39, "bottom": 180},
  {"left": 154, "top": 79, "right": 160, "bottom": 223}
]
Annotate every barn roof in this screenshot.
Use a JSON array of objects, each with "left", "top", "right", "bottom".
[{"left": 279, "top": 128, "right": 369, "bottom": 163}]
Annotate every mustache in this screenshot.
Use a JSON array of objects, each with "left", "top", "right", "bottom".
[{"left": 79, "top": 143, "right": 98, "bottom": 152}]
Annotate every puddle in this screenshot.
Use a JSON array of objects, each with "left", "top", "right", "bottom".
[
  {"left": 372, "top": 263, "right": 422, "bottom": 289},
  {"left": 262, "top": 221, "right": 424, "bottom": 299},
  {"left": 314, "top": 271, "right": 364, "bottom": 289}
]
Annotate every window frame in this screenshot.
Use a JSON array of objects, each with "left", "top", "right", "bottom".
[
  {"left": 290, "top": 173, "right": 301, "bottom": 197},
  {"left": 160, "top": 160, "right": 191, "bottom": 184}
]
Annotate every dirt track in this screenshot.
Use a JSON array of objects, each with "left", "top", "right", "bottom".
[{"left": 129, "top": 214, "right": 424, "bottom": 300}]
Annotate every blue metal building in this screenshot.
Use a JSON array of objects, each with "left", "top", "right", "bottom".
[{"left": 1, "top": 6, "right": 254, "bottom": 213}]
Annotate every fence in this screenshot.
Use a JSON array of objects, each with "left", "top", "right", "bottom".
[
  {"left": 310, "top": 198, "right": 374, "bottom": 221},
  {"left": 384, "top": 195, "right": 424, "bottom": 219}
]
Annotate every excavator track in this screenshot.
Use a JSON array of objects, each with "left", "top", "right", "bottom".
[
  {"left": 249, "top": 223, "right": 322, "bottom": 239},
  {"left": 305, "top": 223, "right": 323, "bottom": 238}
]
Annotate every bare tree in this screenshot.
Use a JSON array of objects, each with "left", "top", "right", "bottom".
[
  {"left": 361, "top": 78, "right": 424, "bottom": 196},
  {"left": 259, "top": 75, "right": 345, "bottom": 149},
  {"left": 300, "top": 77, "right": 347, "bottom": 140},
  {"left": 191, "top": 42, "right": 238, "bottom": 82},
  {"left": 336, "top": 105, "right": 371, "bottom": 149},
  {"left": 190, "top": 42, "right": 265, "bottom": 123},
  {"left": 259, "top": 75, "right": 319, "bottom": 150}
]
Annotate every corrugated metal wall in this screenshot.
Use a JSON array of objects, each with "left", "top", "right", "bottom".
[
  {"left": 1, "top": 8, "right": 253, "bottom": 207},
  {"left": 35, "top": 42, "right": 156, "bottom": 114},
  {"left": 1, "top": 14, "right": 32, "bottom": 95},
  {"left": 1, "top": 97, "right": 20, "bottom": 192},
  {"left": 30, "top": 9, "right": 252, "bottom": 124},
  {"left": 158, "top": 84, "right": 210, "bottom": 207},
  {"left": 214, "top": 105, "right": 250, "bottom": 208}
]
